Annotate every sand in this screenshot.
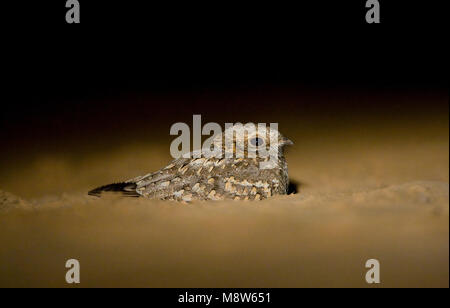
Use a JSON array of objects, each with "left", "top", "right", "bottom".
[{"left": 0, "top": 115, "right": 448, "bottom": 287}]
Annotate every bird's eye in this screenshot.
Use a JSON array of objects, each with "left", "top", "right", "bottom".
[{"left": 250, "top": 137, "right": 264, "bottom": 146}]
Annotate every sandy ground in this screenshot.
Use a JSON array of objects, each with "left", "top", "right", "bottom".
[{"left": 0, "top": 115, "right": 448, "bottom": 287}]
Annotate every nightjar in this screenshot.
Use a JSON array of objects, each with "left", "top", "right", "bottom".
[{"left": 88, "top": 124, "right": 293, "bottom": 201}]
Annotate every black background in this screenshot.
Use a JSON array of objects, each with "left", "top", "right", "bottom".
[
  {"left": 1, "top": 0, "right": 448, "bottom": 150},
  {"left": 0, "top": 0, "right": 448, "bottom": 294}
]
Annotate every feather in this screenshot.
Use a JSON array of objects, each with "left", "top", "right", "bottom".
[{"left": 88, "top": 182, "right": 140, "bottom": 197}]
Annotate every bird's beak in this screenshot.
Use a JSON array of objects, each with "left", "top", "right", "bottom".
[{"left": 282, "top": 137, "right": 294, "bottom": 146}]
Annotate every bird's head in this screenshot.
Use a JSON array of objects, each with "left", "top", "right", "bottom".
[{"left": 212, "top": 123, "right": 293, "bottom": 159}]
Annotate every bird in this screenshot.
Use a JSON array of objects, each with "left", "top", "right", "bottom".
[{"left": 88, "top": 124, "right": 293, "bottom": 201}]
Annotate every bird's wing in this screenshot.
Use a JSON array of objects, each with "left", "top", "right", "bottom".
[
  {"left": 135, "top": 156, "right": 286, "bottom": 201},
  {"left": 88, "top": 157, "right": 190, "bottom": 198},
  {"left": 134, "top": 156, "right": 229, "bottom": 200}
]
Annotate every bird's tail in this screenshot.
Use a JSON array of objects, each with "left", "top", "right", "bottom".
[{"left": 88, "top": 182, "right": 140, "bottom": 197}]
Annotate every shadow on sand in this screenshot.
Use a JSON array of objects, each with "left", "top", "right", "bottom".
[{"left": 288, "top": 179, "right": 303, "bottom": 195}]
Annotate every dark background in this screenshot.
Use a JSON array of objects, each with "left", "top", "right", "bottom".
[
  {"left": 0, "top": 1, "right": 448, "bottom": 289},
  {"left": 1, "top": 1, "right": 448, "bottom": 155}
]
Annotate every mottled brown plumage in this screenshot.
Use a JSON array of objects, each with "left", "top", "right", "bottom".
[{"left": 89, "top": 124, "right": 293, "bottom": 201}]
